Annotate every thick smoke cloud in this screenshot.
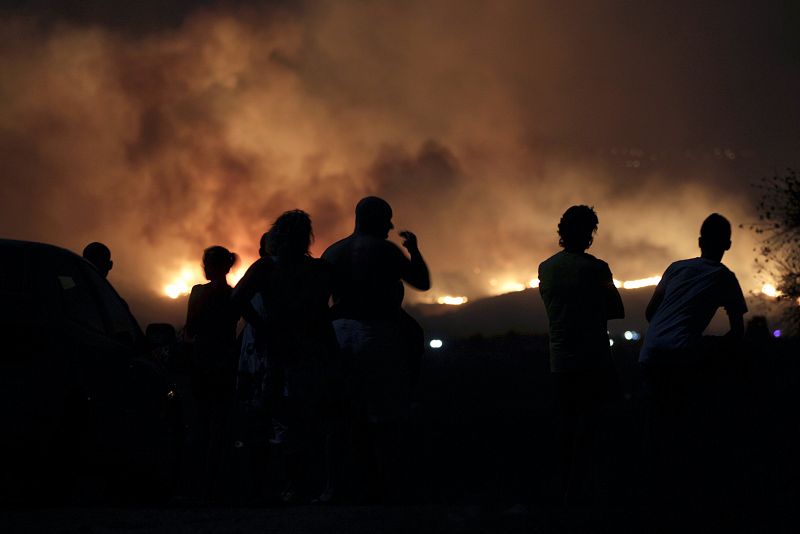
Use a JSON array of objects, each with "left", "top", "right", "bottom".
[{"left": 1, "top": 1, "right": 798, "bottom": 324}]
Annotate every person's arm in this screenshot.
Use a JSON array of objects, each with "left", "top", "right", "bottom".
[
  {"left": 604, "top": 265, "right": 625, "bottom": 320},
  {"left": 231, "top": 259, "right": 268, "bottom": 319},
  {"left": 723, "top": 272, "right": 748, "bottom": 340},
  {"left": 240, "top": 299, "right": 266, "bottom": 331},
  {"left": 399, "top": 231, "right": 431, "bottom": 291},
  {"left": 725, "top": 311, "right": 745, "bottom": 340},
  {"left": 645, "top": 285, "right": 665, "bottom": 322},
  {"left": 184, "top": 285, "right": 202, "bottom": 340}
]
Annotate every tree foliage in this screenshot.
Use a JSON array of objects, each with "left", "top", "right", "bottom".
[{"left": 749, "top": 168, "right": 800, "bottom": 329}]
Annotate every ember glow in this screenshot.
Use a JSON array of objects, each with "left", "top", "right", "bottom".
[
  {"left": 761, "top": 283, "right": 781, "bottom": 298},
  {"left": 437, "top": 296, "right": 469, "bottom": 306},
  {"left": 1, "top": 2, "right": 797, "bottom": 326},
  {"left": 163, "top": 261, "right": 252, "bottom": 299},
  {"left": 620, "top": 277, "right": 663, "bottom": 290}
]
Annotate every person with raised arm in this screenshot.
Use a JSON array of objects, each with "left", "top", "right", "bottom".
[{"left": 322, "top": 196, "right": 430, "bottom": 502}]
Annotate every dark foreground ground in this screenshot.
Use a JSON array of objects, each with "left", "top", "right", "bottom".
[
  {"left": 3, "top": 334, "right": 799, "bottom": 533},
  {"left": 3, "top": 502, "right": 800, "bottom": 534}
]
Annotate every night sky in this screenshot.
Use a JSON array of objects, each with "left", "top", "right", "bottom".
[{"left": 2, "top": 1, "right": 798, "bottom": 325}]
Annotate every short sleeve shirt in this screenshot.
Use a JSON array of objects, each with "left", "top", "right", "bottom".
[
  {"left": 639, "top": 257, "right": 748, "bottom": 363},
  {"left": 538, "top": 251, "right": 619, "bottom": 373}
]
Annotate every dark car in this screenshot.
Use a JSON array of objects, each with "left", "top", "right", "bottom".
[{"left": 0, "top": 239, "right": 180, "bottom": 503}]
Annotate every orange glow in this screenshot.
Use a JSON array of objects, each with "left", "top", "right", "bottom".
[
  {"left": 497, "top": 281, "right": 526, "bottom": 293},
  {"left": 436, "top": 296, "right": 469, "bottom": 305},
  {"left": 621, "top": 276, "right": 662, "bottom": 289},
  {"left": 162, "top": 259, "right": 253, "bottom": 299},
  {"left": 761, "top": 283, "right": 781, "bottom": 298}
]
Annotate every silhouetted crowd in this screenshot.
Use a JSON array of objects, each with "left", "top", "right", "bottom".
[{"left": 82, "top": 199, "right": 758, "bottom": 511}]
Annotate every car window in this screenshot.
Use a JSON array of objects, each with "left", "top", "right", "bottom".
[
  {"left": 81, "top": 263, "right": 139, "bottom": 344},
  {"left": 52, "top": 254, "right": 105, "bottom": 333}
]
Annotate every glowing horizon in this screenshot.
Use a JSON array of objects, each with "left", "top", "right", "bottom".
[{"left": 163, "top": 267, "right": 787, "bottom": 305}]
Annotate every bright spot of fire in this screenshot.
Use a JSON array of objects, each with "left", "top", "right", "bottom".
[
  {"left": 622, "top": 276, "right": 662, "bottom": 289},
  {"left": 613, "top": 279, "right": 622, "bottom": 288},
  {"left": 498, "top": 281, "right": 526, "bottom": 293},
  {"left": 164, "top": 269, "right": 198, "bottom": 300},
  {"left": 437, "top": 296, "right": 469, "bottom": 305},
  {"left": 163, "top": 260, "right": 253, "bottom": 299},
  {"left": 529, "top": 278, "right": 540, "bottom": 288},
  {"left": 761, "top": 283, "right": 781, "bottom": 298}
]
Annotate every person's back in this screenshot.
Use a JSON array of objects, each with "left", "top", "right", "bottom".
[
  {"left": 537, "top": 205, "right": 624, "bottom": 505},
  {"left": 323, "top": 234, "right": 407, "bottom": 321},
  {"left": 186, "top": 246, "right": 239, "bottom": 372},
  {"left": 261, "top": 255, "right": 335, "bottom": 348},
  {"left": 640, "top": 213, "right": 747, "bottom": 364},
  {"left": 538, "top": 205, "right": 623, "bottom": 374},
  {"left": 638, "top": 214, "right": 747, "bottom": 507},
  {"left": 640, "top": 258, "right": 744, "bottom": 360},
  {"left": 539, "top": 250, "right": 619, "bottom": 372}
]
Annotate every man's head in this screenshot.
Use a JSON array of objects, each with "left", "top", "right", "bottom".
[
  {"left": 558, "top": 205, "right": 599, "bottom": 251},
  {"left": 82, "top": 242, "right": 113, "bottom": 277},
  {"left": 355, "top": 196, "right": 394, "bottom": 238},
  {"left": 699, "top": 213, "right": 731, "bottom": 261}
]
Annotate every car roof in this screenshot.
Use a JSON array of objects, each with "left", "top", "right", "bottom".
[{"left": 1, "top": 238, "right": 145, "bottom": 336}]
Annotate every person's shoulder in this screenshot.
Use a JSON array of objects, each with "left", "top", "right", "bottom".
[
  {"left": 246, "top": 256, "right": 274, "bottom": 275},
  {"left": 665, "top": 258, "right": 696, "bottom": 272},
  {"left": 539, "top": 250, "right": 564, "bottom": 270},
  {"left": 322, "top": 235, "right": 353, "bottom": 260},
  {"left": 308, "top": 255, "right": 332, "bottom": 270},
  {"left": 383, "top": 238, "right": 405, "bottom": 254},
  {"left": 716, "top": 260, "right": 735, "bottom": 274},
  {"left": 582, "top": 252, "right": 609, "bottom": 269},
  {"left": 189, "top": 283, "right": 208, "bottom": 299},
  {"left": 717, "top": 262, "right": 741, "bottom": 283}
]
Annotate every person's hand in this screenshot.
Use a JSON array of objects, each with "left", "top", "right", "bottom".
[{"left": 399, "top": 230, "right": 419, "bottom": 252}]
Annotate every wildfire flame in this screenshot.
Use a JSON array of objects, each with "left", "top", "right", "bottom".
[
  {"left": 163, "top": 261, "right": 252, "bottom": 299},
  {"left": 437, "top": 296, "right": 469, "bottom": 305},
  {"left": 761, "top": 283, "right": 781, "bottom": 298},
  {"left": 164, "top": 265, "right": 783, "bottom": 307}
]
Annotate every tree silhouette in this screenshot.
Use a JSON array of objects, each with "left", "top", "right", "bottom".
[{"left": 749, "top": 168, "right": 800, "bottom": 330}]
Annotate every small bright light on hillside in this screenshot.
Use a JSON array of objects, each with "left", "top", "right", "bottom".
[
  {"left": 609, "top": 339, "right": 615, "bottom": 347},
  {"left": 429, "top": 339, "right": 443, "bottom": 349},
  {"left": 773, "top": 330, "right": 782, "bottom": 338}
]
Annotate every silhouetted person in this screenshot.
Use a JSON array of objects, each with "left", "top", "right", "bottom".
[
  {"left": 232, "top": 210, "right": 339, "bottom": 503},
  {"left": 185, "top": 245, "right": 239, "bottom": 499},
  {"left": 639, "top": 213, "right": 747, "bottom": 507},
  {"left": 538, "top": 205, "right": 624, "bottom": 505},
  {"left": 82, "top": 242, "right": 113, "bottom": 278},
  {"left": 237, "top": 232, "right": 272, "bottom": 412},
  {"left": 322, "top": 196, "right": 430, "bottom": 503}
]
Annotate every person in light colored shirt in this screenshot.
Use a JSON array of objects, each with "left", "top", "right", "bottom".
[
  {"left": 639, "top": 212, "right": 748, "bottom": 506},
  {"left": 640, "top": 213, "right": 747, "bottom": 364}
]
